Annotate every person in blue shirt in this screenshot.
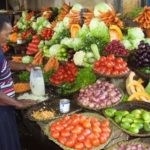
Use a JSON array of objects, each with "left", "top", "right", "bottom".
[{"left": 0, "top": 15, "right": 34, "bottom": 150}]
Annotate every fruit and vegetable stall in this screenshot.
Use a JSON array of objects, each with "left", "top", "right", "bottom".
[{"left": 4, "top": 2, "right": 150, "bottom": 150}]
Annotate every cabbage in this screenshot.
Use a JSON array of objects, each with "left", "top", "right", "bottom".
[
  {"left": 72, "top": 3, "right": 83, "bottom": 11},
  {"left": 94, "top": 2, "right": 112, "bottom": 17},
  {"left": 22, "top": 56, "right": 33, "bottom": 64},
  {"left": 122, "top": 40, "right": 133, "bottom": 50},
  {"left": 61, "top": 37, "right": 83, "bottom": 51},
  {"left": 77, "top": 24, "right": 90, "bottom": 39},
  {"left": 49, "top": 44, "right": 62, "bottom": 57},
  {"left": 73, "top": 51, "right": 86, "bottom": 66},
  {"left": 128, "top": 27, "right": 145, "bottom": 40},
  {"left": 89, "top": 18, "right": 109, "bottom": 41},
  {"left": 130, "top": 39, "right": 142, "bottom": 49},
  {"left": 54, "top": 21, "right": 66, "bottom": 32}
]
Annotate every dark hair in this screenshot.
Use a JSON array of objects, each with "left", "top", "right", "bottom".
[{"left": 0, "top": 15, "right": 10, "bottom": 31}]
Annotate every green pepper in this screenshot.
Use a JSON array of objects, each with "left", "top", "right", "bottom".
[
  {"left": 115, "top": 111, "right": 129, "bottom": 117},
  {"left": 144, "top": 123, "right": 150, "bottom": 132},
  {"left": 141, "top": 111, "right": 150, "bottom": 122},
  {"left": 131, "top": 109, "right": 142, "bottom": 119},
  {"left": 128, "top": 127, "right": 139, "bottom": 134},
  {"left": 134, "top": 119, "right": 144, "bottom": 124},
  {"left": 131, "top": 123, "right": 143, "bottom": 130},
  {"left": 115, "top": 115, "right": 123, "bottom": 123},
  {"left": 104, "top": 108, "right": 117, "bottom": 118},
  {"left": 121, "top": 122, "right": 131, "bottom": 130},
  {"left": 122, "top": 117, "right": 134, "bottom": 124}
]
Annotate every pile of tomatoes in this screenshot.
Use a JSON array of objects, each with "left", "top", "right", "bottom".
[
  {"left": 94, "top": 54, "right": 129, "bottom": 76},
  {"left": 50, "top": 114, "right": 111, "bottom": 150},
  {"left": 21, "top": 29, "right": 35, "bottom": 40},
  {"left": 41, "top": 28, "right": 54, "bottom": 40},
  {"left": 50, "top": 62, "right": 78, "bottom": 85}
]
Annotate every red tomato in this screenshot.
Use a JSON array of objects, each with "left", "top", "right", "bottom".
[
  {"left": 72, "top": 125, "right": 83, "bottom": 135},
  {"left": 82, "top": 120, "right": 91, "bottom": 128},
  {"left": 58, "top": 136, "right": 67, "bottom": 145},
  {"left": 101, "top": 127, "right": 111, "bottom": 133},
  {"left": 100, "top": 56, "right": 107, "bottom": 62},
  {"left": 92, "top": 126, "right": 101, "bottom": 133},
  {"left": 84, "top": 139, "right": 92, "bottom": 149},
  {"left": 61, "top": 130, "right": 70, "bottom": 137},
  {"left": 101, "top": 120, "right": 110, "bottom": 128},
  {"left": 77, "top": 134, "right": 85, "bottom": 142},
  {"left": 87, "top": 133, "right": 95, "bottom": 140},
  {"left": 92, "top": 138, "right": 100, "bottom": 147},
  {"left": 82, "top": 129, "right": 92, "bottom": 137},
  {"left": 66, "top": 125, "right": 74, "bottom": 131},
  {"left": 100, "top": 131, "right": 110, "bottom": 139},
  {"left": 115, "top": 57, "right": 124, "bottom": 63},
  {"left": 74, "top": 142, "right": 84, "bottom": 149},
  {"left": 107, "top": 54, "right": 115, "bottom": 61},
  {"left": 51, "top": 131, "right": 60, "bottom": 139},
  {"left": 65, "top": 139, "right": 75, "bottom": 148},
  {"left": 50, "top": 124, "right": 56, "bottom": 132},
  {"left": 99, "top": 136, "right": 108, "bottom": 144},
  {"left": 55, "top": 125, "right": 64, "bottom": 131}
]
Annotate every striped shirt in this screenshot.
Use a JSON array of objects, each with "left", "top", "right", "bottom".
[{"left": 0, "top": 47, "right": 15, "bottom": 97}]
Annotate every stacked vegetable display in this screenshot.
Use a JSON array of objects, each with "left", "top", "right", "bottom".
[
  {"left": 104, "top": 108, "right": 150, "bottom": 134},
  {"left": 78, "top": 80, "right": 122, "bottom": 110},
  {"left": 50, "top": 114, "right": 111, "bottom": 149},
  {"left": 94, "top": 54, "right": 129, "bottom": 77}
]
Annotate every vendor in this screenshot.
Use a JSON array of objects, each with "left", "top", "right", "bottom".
[{"left": 0, "top": 15, "right": 34, "bottom": 150}]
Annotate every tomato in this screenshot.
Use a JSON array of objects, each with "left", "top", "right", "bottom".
[
  {"left": 74, "top": 142, "right": 84, "bottom": 149},
  {"left": 61, "top": 130, "right": 70, "bottom": 137},
  {"left": 51, "top": 131, "right": 60, "bottom": 139},
  {"left": 107, "top": 54, "right": 115, "bottom": 61},
  {"left": 65, "top": 139, "right": 75, "bottom": 148},
  {"left": 84, "top": 139, "right": 92, "bottom": 149},
  {"left": 72, "top": 125, "right": 83, "bottom": 135},
  {"left": 106, "top": 61, "right": 114, "bottom": 68},
  {"left": 66, "top": 125, "right": 74, "bottom": 131},
  {"left": 100, "top": 56, "right": 107, "bottom": 62},
  {"left": 82, "top": 120, "right": 91, "bottom": 128},
  {"left": 115, "top": 57, "right": 124, "bottom": 63},
  {"left": 101, "top": 120, "right": 110, "bottom": 128},
  {"left": 77, "top": 134, "right": 85, "bottom": 142},
  {"left": 70, "top": 133, "right": 78, "bottom": 141},
  {"left": 82, "top": 129, "right": 92, "bottom": 137},
  {"left": 92, "top": 126, "right": 101, "bottom": 133},
  {"left": 58, "top": 136, "right": 67, "bottom": 145},
  {"left": 92, "top": 138, "right": 100, "bottom": 147},
  {"left": 50, "top": 124, "right": 57, "bottom": 132},
  {"left": 100, "top": 132, "right": 110, "bottom": 139},
  {"left": 55, "top": 125, "right": 64, "bottom": 131},
  {"left": 112, "top": 70, "right": 119, "bottom": 76},
  {"left": 99, "top": 136, "right": 108, "bottom": 144},
  {"left": 87, "top": 133, "right": 95, "bottom": 140},
  {"left": 101, "top": 127, "right": 111, "bottom": 133}
]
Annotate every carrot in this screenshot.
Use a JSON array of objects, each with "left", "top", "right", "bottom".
[
  {"left": 12, "top": 56, "right": 22, "bottom": 63},
  {"left": 71, "top": 24, "right": 81, "bottom": 38},
  {"left": 32, "top": 51, "right": 43, "bottom": 65},
  {"left": 14, "top": 83, "right": 30, "bottom": 93},
  {"left": 44, "top": 57, "right": 59, "bottom": 73}
]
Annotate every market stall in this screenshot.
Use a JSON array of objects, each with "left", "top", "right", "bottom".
[{"left": 3, "top": 1, "right": 150, "bottom": 150}]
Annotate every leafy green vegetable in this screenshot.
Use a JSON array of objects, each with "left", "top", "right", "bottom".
[
  {"left": 22, "top": 56, "right": 33, "bottom": 64},
  {"left": 57, "top": 68, "right": 96, "bottom": 95},
  {"left": 128, "top": 27, "right": 145, "bottom": 40},
  {"left": 18, "top": 71, "right": 30, "bottom": 82},
  {"left": 43, "top": 70, "right": 55, "bottom": 83},
  {"left": 139, "top": 67, "right": 150, "bottom": 74}
]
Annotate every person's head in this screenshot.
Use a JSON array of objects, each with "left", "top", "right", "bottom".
[{"left": 0, "top": 15, "right": 12, "bottom": 44}]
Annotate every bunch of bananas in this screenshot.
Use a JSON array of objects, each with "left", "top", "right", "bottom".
[{"left": 126, "top": 71, "right": 150, "bottom": 101}]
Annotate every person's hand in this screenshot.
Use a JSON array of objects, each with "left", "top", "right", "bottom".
[
  {"left": 25, "top": 64, "right": 36, "bottom": 72},
  {"left": 16, "top": 99, "right": 36, "bottom": 109}
]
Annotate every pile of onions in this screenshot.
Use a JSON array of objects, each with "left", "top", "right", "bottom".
[
  {"left": 116, "top": 143, "right": 150, "bottom": 150},
  {"left": 77, "top": 80, "right": 122, "bottom": 109}
]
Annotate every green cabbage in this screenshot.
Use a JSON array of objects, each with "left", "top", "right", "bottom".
[
  {"left": 22, "top": 56, "right": 33, "bottom": 64},
  {"left": 128, "top": 27, "right": 145, "bottom": 40},
  {"left": 72, "top": 3, "right": 83, "bottom": 11}
]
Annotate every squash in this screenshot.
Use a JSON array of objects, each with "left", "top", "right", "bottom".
[
  {"left": 71, "top": 24, "right": 81, "bottom": 38},
  {"left": 109, "top": 25, "right": 123, "bottom": 41},
  {"left": 14, "top": 83, "right": 30, "bottom": 93}
]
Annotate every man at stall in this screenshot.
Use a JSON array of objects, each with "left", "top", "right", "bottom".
[{"left": 0, "top": 15, "right": 34, "bottom": 150}]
